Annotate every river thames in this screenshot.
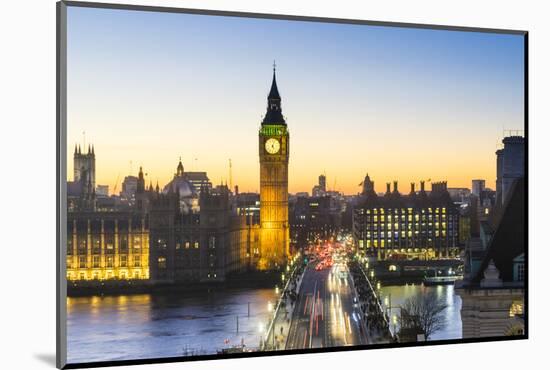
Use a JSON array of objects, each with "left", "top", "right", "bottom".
[{"left": 67, "top": 284, "right": 462, "bottom": 363}]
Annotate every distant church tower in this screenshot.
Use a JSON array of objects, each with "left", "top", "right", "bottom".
[
  {"left": 73, "top": 144, "right": 96, "bottom": 190},
  {"left": 258, "top": 64, "right": 290, "bottom": 270}
]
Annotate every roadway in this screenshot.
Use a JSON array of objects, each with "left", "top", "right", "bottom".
[{"left": 286, "top": 261, "right": 368, "bottom": 349}]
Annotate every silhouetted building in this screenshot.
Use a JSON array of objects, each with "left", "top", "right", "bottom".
[
  {"left": 73, "top": 144, "right": 95, "bottom": 190},
  {"left": 290, "top": 195, "right": 341, "bottom": 249},
  {"left": 496, "top": 136, "right": 525, "bottom": 206},
  {"left": 120, "top": 175, "right": 138, "bottom": 206},
  {"left": 148, "top": 185, "right": 257, "bottom": 283},
  {"left": 448, "top": 187, "right": 471, "bottom": 204},
  {"left": 161, "top": 159, "right": 205, "bottom": 214},
  {"left": 456, "top": 178, "right": 525, "bottom": 338},
  {"left": 96, "top": 185, "right": 109, "bottom": 197},
  {"left": 312, "top": 174, "right": 327, "bottom": 197},
  {"left": 67, "top": 143, "right": 96, "bottom": 212},
  {"left": 235, "top": 192, "right": 261, "bottom": 225},
  {"left": 472, "top": 179, "right": 485, "bottom": 197}
]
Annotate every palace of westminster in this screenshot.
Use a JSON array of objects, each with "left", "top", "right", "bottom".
[
  {"left": 65, "top": 68, "right": 524, "bottom": 303},
  {"left": 67, "top": 68, "right": 290, "bottom": 284}
]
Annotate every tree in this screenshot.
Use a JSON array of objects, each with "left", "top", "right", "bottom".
[{"left": 400, "top": 292, "right": 448, "bottom": 340}]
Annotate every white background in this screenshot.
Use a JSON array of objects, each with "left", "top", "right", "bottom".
[{"left": 0, "top": 0, "right": 546, "bottom": 368}]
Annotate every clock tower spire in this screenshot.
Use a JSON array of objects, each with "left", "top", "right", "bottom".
[
  {"left": 262, "top": 61, "right": 286, "bottom": 126},
  {"left": 258, "top": 64, "right": 290, "bottom": 271}
]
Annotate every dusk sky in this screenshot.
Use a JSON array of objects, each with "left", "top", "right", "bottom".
[{"left": 67, "top": 6, "right": 524, "bottom": 195}]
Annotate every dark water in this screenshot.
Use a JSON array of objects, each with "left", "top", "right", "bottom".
[
  {"left": 379, "top": 284, "right": 462, "bottom": 340},
  {"left": 67, "top": 284, "right": 462, "bottom": 363},
  {"left": 67, "top": 288, "right": 277, "bottom": 364}
]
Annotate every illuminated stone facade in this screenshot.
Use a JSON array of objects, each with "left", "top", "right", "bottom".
[
  {"left": 66, "top": 212, "right": 149, "bottom": 281},
  {"left": 258, "top": 68, "right": 290, "bottom": 270}
]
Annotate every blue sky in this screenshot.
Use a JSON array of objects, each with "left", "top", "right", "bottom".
[{"left": 67, "top": 6, "right": 524, "bottom": 194}]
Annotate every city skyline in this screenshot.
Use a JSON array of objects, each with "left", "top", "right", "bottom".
[{"left": 67, "top": 7, "right": 524, "bottom": 195}]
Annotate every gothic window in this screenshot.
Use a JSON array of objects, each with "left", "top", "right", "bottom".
[
  {"left": 78, "top": 235, "right": 87, "bottom": 251},
  {"left": 119, "top": 235, "right": 128, "bottom": 251},
  {"left": 67, "top": 237, "right": 73, "bottom": 255},
  {"left": 133, "top": 236, "right": 141, "bottom": 249},
  {"left": 105, "top": 234, "right": 114, "bottom": 252},
  {"left": 92, "top": 235, "right": 101, "bottom": 253}
]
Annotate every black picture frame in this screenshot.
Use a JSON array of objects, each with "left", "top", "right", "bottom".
[{"left": 56, "top": 1, "right": 528, "bottom": 368}]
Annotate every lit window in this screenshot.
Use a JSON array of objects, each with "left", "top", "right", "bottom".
[
  {"left": 158, "top": 256, "right": 167, "bottom": 269},
  {"left": 509, "top": 301, "right": 523, "bottom": 317}
]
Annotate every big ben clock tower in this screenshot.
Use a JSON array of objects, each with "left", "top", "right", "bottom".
[{"left": 258, "top": 64, "right": 290, "bottom": 270}]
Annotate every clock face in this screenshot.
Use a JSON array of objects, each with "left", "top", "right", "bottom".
[{"left": 265, "top": 138, "right": 280, "bottom": 154}]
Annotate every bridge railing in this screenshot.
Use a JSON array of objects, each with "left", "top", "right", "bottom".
[
  {"left": 351, "top": 257, "right": 393, "bottom": 340},
  {"left": 261, "top": 255, "right": 304, "bottom": 351}
]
